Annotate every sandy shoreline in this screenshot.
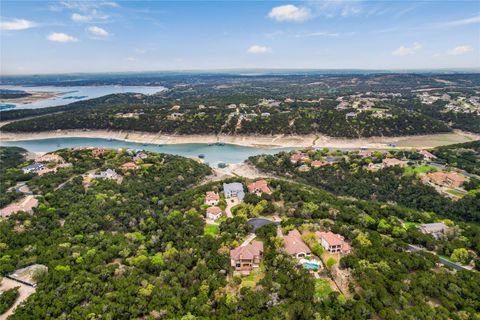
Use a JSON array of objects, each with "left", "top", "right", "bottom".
[{"left": 0, "top": 129, "right": 479, "bottom": 150}]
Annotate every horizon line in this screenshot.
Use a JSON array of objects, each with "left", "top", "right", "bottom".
[{"left": 2, "top": 67, "right": 480, "bottom": 77}]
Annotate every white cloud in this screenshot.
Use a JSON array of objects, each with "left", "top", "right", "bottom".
[
  {"left": 307, "top": 0, "right": 363, "bottom": 18},
  {"left": 123, "top": 57, "right": 137, "bottom": 62},
  {"left": 0, "top": 18, "right": 36, "bottom": 31},
  {"left": 247, "top": 45, "right": 272, "bottom": 54},
  {"left": 72, "top": 13, "right": 91, "bottom": 22},
  {"left": 441, "top": 15, "right": 480, "bottom": 27},
  {"left": 52, "top": 1, "right": 118, "bottom": 12},
  {"left": 135, "top": 48, "right": 146, "bottom": 54},
  {"left": 392, "top": 42, "right": 422, "bottom": 56},
  {"left": 87, "top": 26, "right": 109, "bottom": 37},
  {"left": 447, "top": 45, "right": 473, "bottom": 55},
  {"left": 268, "top": 4, "right": 312, "bottom": 22},
  {"left": 47, "top": 32, "right": 78, "bottom": 43}
]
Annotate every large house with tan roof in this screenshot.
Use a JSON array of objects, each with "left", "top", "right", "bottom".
[
  {"left": 290, "top": 153, "right": 309, "bottom": 164},
  {"left": 358, "top": 150, "right": 372, "bottom": 158},
  {"left": 382, "top": 158, "right": 407, "bottom": 168},
  {"left": 230, "top": 240, "right": 264, "bottom": 273},
  {"left": 283, "top": 229, "right": 311, "bottom": 258},
  {"left": 311, "top": 160, "right": 329, "bottom": 168},
  {"left": 92, "top": 148, "right": 111, "bottom": 157},
  {"left": 425, "top": 172, "right": 465, "bottom": 188},
  {"left": 120, "top": 162, "right": 139, "bottom": 171},
  {"left": 316, "top": 231, "right": 351, "bottom": 254},
  {"left": 247, "top": 180, "right": 272, "bottom": 195},
  {"left": 418, "top": 149, "right": 436, "bottom": 161}
]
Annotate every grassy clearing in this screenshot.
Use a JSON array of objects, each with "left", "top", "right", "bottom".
[
  {"left": 240, "top": 265, "right": 264, "bottom": 288},
  {"left": 204, "top": 224, "right": 219, "bottom": 236},
  {"left": 404, "top": 165, "right": 436, "bottom": 176},
  {"left": 315, "top": 278, "right": 333, "bottom": 299},
  {"left": 445, "top": 189, "right": 465, "bottom": 198}
]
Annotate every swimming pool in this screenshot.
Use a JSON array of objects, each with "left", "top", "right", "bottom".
[{"left": 303, "top": 261, "right": 321, "bottom": 269}]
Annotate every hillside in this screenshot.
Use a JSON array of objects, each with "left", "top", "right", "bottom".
[
  {"left": 0, "top": 147, "right": 479, "bottom": 319},
  {"left": 2, "top": 73, "right": 480, "bottom": 137}
]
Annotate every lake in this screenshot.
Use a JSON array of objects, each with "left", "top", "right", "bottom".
[
  {"left": 0, "top": 138, "right": 292, "bottom": 166},
  {"left": 0, "top": 85, "right": 166, "bottom": 109}
]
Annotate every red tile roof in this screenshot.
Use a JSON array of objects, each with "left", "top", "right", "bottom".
[
  {"left": 358, "top": 150, "right": 372, "bottom": 157},
  {"left": 290, "top": 153, "right": 309, "bottom": 162},
  {"left": 205, "top": 191, "right": 220, "bottom": 201},
  {"left": 120, "top": 162, "right": 138, "bottom": 170},
  {"left": 382, "top": 158, "right": 406, "bottom": 167},
  {"left": 419, "top": 150, "right": 436, "bottom": 159},
  {"left": 247, "top": 180, "right": 272, "bottom": 194},
  {"left": 311, "top": 160, "right": 328, "bottom": 167},
  {"left": 316, "top": 231, "right": 344, "bottom": 246},
  {"left": 207, "top": 206, "right": 222, "bottom": 214}
]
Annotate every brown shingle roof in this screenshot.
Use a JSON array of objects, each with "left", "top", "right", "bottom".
[
  {"left": 283, "top": 230, "right": 311, "bottom": 255},
  {"left": 230, "top": 241, "right": 263, "bottom": 260}
]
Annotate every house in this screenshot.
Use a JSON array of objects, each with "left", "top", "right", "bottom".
[
  {"left": 290, "top": 153, "right": 309, "bottom": 163},
  {"left": 425, "top": 172, "right": 465, "bottom": 188},
  {"left": 34, "top": 154, "right": 64, "bottom": 163},
  {"left": 230, "top": 240, "right": 264, "bottom": 273},
  {"left": 283, "top": 229, "right": 311, "bottom": 258},
  {"left": 316, "top": 231, "right": 351, "bottom": 254},
  {"left": 22, "top": 163, "right": 44, "bottom": 174},
  {"left": 247, "top": 180, "right": 272, "bottom": 195},
  {"left": 345, "top": 112, "right": 357, "bottom": 119},
  {"left": 168, "top": 112, "right": 184, "bottom": 120},
  {"left": 261, "top": 112, "right": 271, "bottom": 117},
  {"left": 205, "top": 191, "right": 220, "bottom": 205},
  {"left": 92, "top": 148, "right": 111, "bottom": 157},
  {"left": 92, "top": 169, "right": 120, "bottom": 180},
  {"left": 358, "top": 150, "right": 372, "bottom": 158},
  {"left": 0, "top": 195, "right": 39, "bottom": 218},
  {"left": 206, "top": 206, "right": 223, "bottom": 220},
  {"left": 367, "top": 162, "right": 382, "bottom": 171},
  {"left": 382, "top": 158, "right": 407, "bottom": 168},
  {"left": 419, "top": 223, "right": 449, "bottom": 239},
  {"left": 298, "top": 164, "right": 310, "bottom": 172},
  {"left": 223, "top": 183, "right": 245, "bottom": 202},
  {"left": 133, "top": 151, "right": 148, "bottom": 161},
  {"left": 311, "top": 160, "right": 329, "bottom": 168},
  {"left": 120, "top": 162, "right": 138, "bottom": 171},
  {"left": 419, "top": 149, "right": 436, "bottom": 160}
]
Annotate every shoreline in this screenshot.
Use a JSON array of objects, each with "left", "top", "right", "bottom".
[{"left": 0, "top": 129, "right": 479, "bottom": 150}]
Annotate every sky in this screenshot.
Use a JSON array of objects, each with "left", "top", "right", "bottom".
[{"left": 1, "top": 0, "right": 479, "bottom": 74}]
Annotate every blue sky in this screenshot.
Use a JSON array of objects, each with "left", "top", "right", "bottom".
[{"left": 1, "top": 0, "right": 479, "bottom": 74}]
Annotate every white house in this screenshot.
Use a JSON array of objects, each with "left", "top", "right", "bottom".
[
  {"left": 205, "top": 191, "right": 220, "bottom": 206},
  {"left": 206, "top": 206, "right": 223, "bottom": 220}
]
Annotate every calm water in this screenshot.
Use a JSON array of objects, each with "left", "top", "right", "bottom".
[
  {"left": 0, "top": 85, "right": 166, "bottom": 109},
  {"left": 0, "top": 138, "right": 292, "bottom": 166}
]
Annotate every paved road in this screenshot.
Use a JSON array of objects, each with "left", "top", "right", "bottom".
[
  {"left": 0, "top": 278, "right": 36, "bottom": 320},
  {"left": 406, "top": 244, "right": 468, "bottom": 271},
  {"left": 247, "top": 218, "right": 281, "bottom": 232}
]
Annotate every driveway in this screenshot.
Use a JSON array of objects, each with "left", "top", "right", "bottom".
[
  {"left": 0, "top": 278, "right": 36, "bottom": 319},
  {"left": 225, "top": 197, "right": 240, "bottom": 218}
]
